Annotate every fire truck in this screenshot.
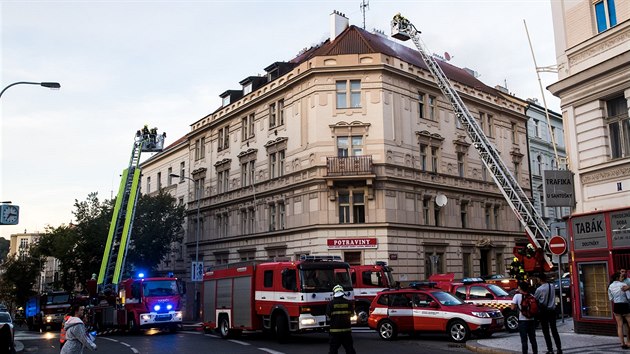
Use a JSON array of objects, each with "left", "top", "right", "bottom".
[
  {"left": 25, "top": 291, "right": 73, "bottom": 331},
  {"left": 88, "top": 127, "right": 183, "bottom": 332},
  {"left": 391, "top": 14, "right": 555, "bottom": 273},
  {"left": 201, "top": 256, "right": 354, "bottom": 341},
  {"left": 350, "top": 262, "right": 395, "bottom": 325}
]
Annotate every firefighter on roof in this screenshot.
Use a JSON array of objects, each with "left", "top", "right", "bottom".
[{"left": 326, "top": 285, "right": 356, "bottom": 354}]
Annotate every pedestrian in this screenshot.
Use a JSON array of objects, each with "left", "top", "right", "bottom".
[
  {"left": 534, "top": 274, "right": 562, "bottom": 354},
  {"left": 511, "top": 281, "right": 538, "bottom": 354},
  {"left": 60, "top": 304, "right": 96, "bottom": 354},
  {"left": 326, "top": 284, "right": 356, "bottom": 354},
  {"left": 608, "top": 271, "right": 630, "bottom": 349}
]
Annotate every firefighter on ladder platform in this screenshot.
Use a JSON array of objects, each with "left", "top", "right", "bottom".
[{"left": 326, "top": 285, "right": 356, "bottom": 354}]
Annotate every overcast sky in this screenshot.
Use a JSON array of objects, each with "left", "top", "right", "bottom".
[{"left": 0, "top": 0, "right": 560, "bottom": 240}]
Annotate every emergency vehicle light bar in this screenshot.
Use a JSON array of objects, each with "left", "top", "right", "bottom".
[
  {"left": 300, "top": 255, "right": 343, "bottom": 262},
  {"left": 408, "top": 281, "right": 437, "bottom": 289},
  {"left": 462, "top": 277, "right": 485, "bottom": 284}
]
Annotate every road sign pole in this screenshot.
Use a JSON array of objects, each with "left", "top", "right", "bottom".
[{"left": 558, "top": 254, "right": 564, "bottom": 323}]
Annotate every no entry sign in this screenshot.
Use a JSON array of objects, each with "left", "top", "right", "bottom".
[{"left": 549, "top": 236, "right": 567, "bottom": 256}]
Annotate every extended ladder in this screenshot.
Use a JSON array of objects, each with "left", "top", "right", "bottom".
[
  {"left": 97, "top": 128, "right": 166, "bottom": 292},
  {"left": 391, "top": 14, "right": 553, "bottom": 269}
]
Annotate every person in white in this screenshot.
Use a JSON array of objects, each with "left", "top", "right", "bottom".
[{"left": 608, "top": 271, "right": 630, "bottom": 350}]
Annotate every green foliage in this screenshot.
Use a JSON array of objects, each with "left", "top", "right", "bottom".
[
  {"left": 0, "top": 238, "right": 9, "bottom": 262},
  {"left": 0, "top": 253, "right": 41, "bottom": 310}
]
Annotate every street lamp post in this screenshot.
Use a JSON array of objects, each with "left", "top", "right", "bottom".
[
  {"left": 170, "top": 173, "right": 201, "bottom": 321},
  {"left": 0, "top": 81, "right": 61, "bottom": 99}
]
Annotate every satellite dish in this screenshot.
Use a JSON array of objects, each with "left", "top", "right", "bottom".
[
  {"left": 435, "top": 194, "right": 448, "bottom": 207},
  {"left": 444, "top": 52, "right": 451, "bottom": 61}
]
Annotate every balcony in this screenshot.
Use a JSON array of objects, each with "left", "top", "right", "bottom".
[{"left": 326, "top": 156, "right": 374, "bottom": 176}]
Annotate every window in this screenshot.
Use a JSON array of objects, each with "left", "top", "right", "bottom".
[
  {"left": 485, "top": 206, "right": 491, "bottom": 229},
  {"left": 338, "top": 191, "right": 365, "bottom": 224},
  {"left": 240, "top": 211, "right": 247, "bottom": 235},
  {"left": 241, "top": 116, "right": 248, "bottom": 141},
  {"left": 157, "top": 172, "right": 162, "bottom": 190},
  {"left": 336, "top": 80, "right": 361, "bottom": 109},
  {"left": 493, "top": 206, "right": 500, "bottom": 230},
  {"left": 455, "top": 286, "right": 467, "bottom": 300},
  {"left": 533, "top": 120, "right": 540, "bottom": 138},
  {"left": 481, "top": 164, "right": 487, "bottom": 182},
  {"left": 195, "top": 137, "right": 205, "bottom": 160},
  {"left": 243, "top": 83, "right": 252, "bottom": 96},
  {"left": 215, "top": 252, "right": 229, "bottom": 265},
  {"left": 178, "top": 197, "right": 184, "bottom": 205},
  {"left": 457, "top": 152, "right": 465, "bottom": 177},
  {"left": 495, "top": 253, "right": 504, "bottom": 274},
  {"left": 425, "top": 252, "right": 444, "bottom": 278},
  {"left": 239, "top": 249, "right": 255, "bottom": 261},
  {"left": 248, "top": 113, "right": 255, "bottom": 138},
  {"left": 278, "top": 150, "right": 285, "bottom": 177},
  {"left": 167, "top": 167, "right": 173, "bottom": 185},
  {"left": 267, "top": 247, "right": 286, "bottom": 259},
  {"left": 278, "top": 99, "right": 285, "bottom": 126},
  {"left": 607, "top": 96, "right": 630, "bottom": 159},
  {"left": 147, "top": 176, "right": 151, "bottom": 193},
  {"left": 241, "top": 162, "right": 249, "bottom": 187},
  {"left": 418, "top": 92, "right": 425, "bottom": 119},
  {"left": 180, "top": 162, "right": 185, "bottom": 182},
  {"left": 431, "top": 146, "right": 439, "bottom": 173},
  {"left": 218, "top": 126, "right": 229, "bottom": 151},
  {"left": 248, "top": 208, "right": 256, "bottom": 234},
  {"left": 460, "top": 201, "right": 468, "bottom": 228},
  {"left": 269, "top": 152, "right": 277, "bottom": 179},
  {"left": 514, "top": 162, "right": 520, "bottom": 182},
  {"left": 279, "top": 203, "right": 286, "bottom": 230},
  {"left": 249, "top": 160, "right": 255, "bottom": 185},
  {"left": 434, "top": 204, "right": 442, "bottom": 226},
  {"left": 217, "top": 169, "right": 230, "bottom": 194},
  {"left": 195, "top": 178, "right": 205, "bottom": 198},
  {"left": 422, "top": 197, "right": 430, "bottom": 225},
  {"left": 337, "top": 136, "right": 363, "bottom": 157},
  {"left": 428, "top": 95, "right": 436, "bottom": 121},
  {"left": 222, "top": 96, "right": 230, "bottom": 107},
  {"left": 269, "top": 102, "right": 276, "bottom": 128},
  {"left": 487, "top": 114, "right": 494, "bottom": 137},
  {"left": 269, "top": 204, "right": 277, "bottom": 231},
  {"left": 536, "top": 155, "right": 543, "bottom": 176},
  {"left": 470, "top": 286, "right": 492, "bottom": 300},
  {"left": 578, "top": 262, "right": 611, "bottom": 318},
  {"left": 264, "top": 270, "right": 274, "bottom": 287},
  {"left": 463, "top": 252, "right": 472, "bottom": 278},
  {"left": 479, "top": 112, "right": 486, "bottom": 133},
  {"left": 420, "top": 144, "right": 427, "bottom": 171},
  {"left": 595, "top": 0, "right": 617, "bottom": 33}
]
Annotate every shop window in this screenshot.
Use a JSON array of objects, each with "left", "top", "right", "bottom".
[{"left": 578, "top": 262, "right": 611, "bottom": 318}]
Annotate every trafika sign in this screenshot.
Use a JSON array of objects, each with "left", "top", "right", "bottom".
[{"left": 327, "top": 238, "right": 378, "bottom": 249}]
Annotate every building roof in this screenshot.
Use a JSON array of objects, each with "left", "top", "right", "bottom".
[{"left": 290, "top": 25, "right": 499, "bottom": 96}]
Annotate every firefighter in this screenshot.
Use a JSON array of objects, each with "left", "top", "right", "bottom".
[
  {"left": 326, "top": 284, "right": 356, "bottom": 354},
  {"left": 59, "top": 310, "right": 71, "bottom": 351}
]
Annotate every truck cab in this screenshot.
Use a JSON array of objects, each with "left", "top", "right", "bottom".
[{"left": 350, "top": 262, "right": 396, "bottom": 325}]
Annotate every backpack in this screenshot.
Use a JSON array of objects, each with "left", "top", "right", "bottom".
[{"left": 520, "top": 293, "right": 539, "bottom": 318}]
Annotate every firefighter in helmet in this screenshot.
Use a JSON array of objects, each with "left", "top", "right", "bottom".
[{"left": 326, "top": 284, "right": 356, "bottom": 354}]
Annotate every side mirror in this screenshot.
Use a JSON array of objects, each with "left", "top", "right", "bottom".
[
  {"left": 485, "top": 293, "right": 494, "bottom": 300},
  {"left": 429, "top": 301, "right": 439, "bottom": 309}
]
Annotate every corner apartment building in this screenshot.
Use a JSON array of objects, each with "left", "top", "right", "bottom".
[
  {"left": 142, "top": 13, "right": 534, "bottom": 309},
  {"left": 548, "top": 0, "right": 630, "bottom": 335},
  {"left": 8, "top": 232, "right": 60, "bottom": 292}
]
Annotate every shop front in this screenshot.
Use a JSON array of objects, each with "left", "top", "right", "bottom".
[{"left": 570, "top": 207, "right": 630, "bottom": 335}]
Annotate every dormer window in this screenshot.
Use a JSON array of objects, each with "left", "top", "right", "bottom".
[
  {"left": 243, "top": 83, "right": 252, "bottom": 96},
  {"left": 222, "top": 96, "right": 230, "bottom": 107}
]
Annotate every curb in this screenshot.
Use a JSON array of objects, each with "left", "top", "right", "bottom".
[
  {"left": 14, "top": 340, "right": 24, "bottom": 353},
  {"left": 466, "top": 340, "right": 519, "bottom": 354}
]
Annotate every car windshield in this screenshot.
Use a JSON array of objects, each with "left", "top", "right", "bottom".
[
  {"left": 432, "top": 291, "right": 465, "bottom": 306},
  {"left": 384, "top": 270, "right": 396, "bottom": 288},
  {"left": 45, "top": 294, "right": 70, "bottom": 305},
  {"left": 0, "top": 313, "right": 11, "bottom": 323},
  {"left": 488, "top": 284, "right": 509, "bottom": 297},
  {"left": 142, "top": 280, "right": 179, "bottom": 297},
  {"left": 300, "top": 268, "right": 352, "bottom": 292}
]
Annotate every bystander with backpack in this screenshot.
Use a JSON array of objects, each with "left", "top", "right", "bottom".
[
  {"left": 511, "top": 281, "right": 538, "bottom": 354},
  {"left": 535, "top": 274, "right": 562, "bottom": 354}
]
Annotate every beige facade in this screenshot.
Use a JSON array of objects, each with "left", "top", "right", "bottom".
[
  {"left": 548, "top": 0, "right": 630, "bottom": 213},
  {"left": 143, "top": 13, "right": 533, "bottom": 296},
  {"left": 8, "top": 232, "right": 59, "bottom": 292}
]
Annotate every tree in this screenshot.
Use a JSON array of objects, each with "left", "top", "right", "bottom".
[
  {"left": 126, "top": 190, "right": 185, "bottom": 273},
  {"left": 0, "top": 253, "right": 41, "bottom": 311},
  {"left": 0, "top": 238, "right": 9, "bottom": 262}
]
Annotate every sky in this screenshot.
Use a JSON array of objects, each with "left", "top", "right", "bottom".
[{"left": 0, "top": 0, "right": 561, "bottom": 240}]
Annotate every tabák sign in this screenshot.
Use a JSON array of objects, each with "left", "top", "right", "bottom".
[{"left": 327, "top": 238, "right": 378, "bottom": 249}]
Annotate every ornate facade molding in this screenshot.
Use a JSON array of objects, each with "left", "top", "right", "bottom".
[
  {"left": 581, "top": 165, "right": 630, "bottom": 184},
  {"left": 568, "top": 27, "right": 630, "bottom": 66}
]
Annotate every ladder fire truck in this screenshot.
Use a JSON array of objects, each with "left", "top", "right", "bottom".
[
  {"left": 88, "top": 127, "right": 183, "bottom": 332},
  {"left": 391, "top": 14, "right": 553, "bottom": 272}
]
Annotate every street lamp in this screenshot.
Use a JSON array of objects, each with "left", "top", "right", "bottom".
[
  {"left": 0, "top": 81, "right": 61, "bottom": 99},
  {"left": 170, "top": 173, "right": 201, "bottom": 320}
]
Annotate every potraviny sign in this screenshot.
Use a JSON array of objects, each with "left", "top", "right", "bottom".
[
  {"left": 571, "top": 214, "right": 607, "bottom": 250},
  {"left": 327, "top": 238, "right": 378, "bottom": 249},
  {"left": 543, "top": 170, "right": 575, "bottom": 207}
]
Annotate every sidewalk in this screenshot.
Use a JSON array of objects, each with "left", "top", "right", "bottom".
[{"left": 467, "top": 319, "right": 626, "bottom": 353}]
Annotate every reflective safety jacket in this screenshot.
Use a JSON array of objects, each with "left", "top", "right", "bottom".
[
  {"left": 326, "top": 296, "right": 354, "bottom": 333},
  {"left": 59, "top": 315, "right": 71, "bottom": 344}
]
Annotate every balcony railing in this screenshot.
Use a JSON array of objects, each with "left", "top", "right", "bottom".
[{"left": 326, "top": 156, "right": 373, "bottom": 176}]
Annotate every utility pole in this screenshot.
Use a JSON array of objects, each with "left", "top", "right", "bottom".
[{"left": 360, "top": 0, "right": 369, "bottom": 29}]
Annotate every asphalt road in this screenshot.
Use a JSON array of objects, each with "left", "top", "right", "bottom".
[{"left": 15, "top": 326, "right": 472, "bottom": 354}]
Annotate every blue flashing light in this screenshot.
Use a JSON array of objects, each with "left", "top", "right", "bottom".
[
  {"left": 138, "top": 272, "right": 145, "bottom": 279},
  {"left": 154, "top": 304, "right": 161, "bottom": 311},
  {"left": 166, "top": 304, "right": 173, "bottom": 310}
]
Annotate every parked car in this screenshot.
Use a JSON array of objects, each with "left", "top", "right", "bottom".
[
  {"left": 429, "top": 274, "right": 519, "bottom": 332},
  {"left": 367, "top": 286, "right": 504, "bottom": 342},
  {"left": 0, "top": 311, "right": 14, "bottom": 349},
  {"left": 482, "top": 274, "right": 519, "bottom": 292}
]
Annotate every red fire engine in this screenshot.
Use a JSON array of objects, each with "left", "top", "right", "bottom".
[
  {"left": 201, "top": 256, "right": 354, "bottom": 340},
  {"left": 350, "top": 262, "right": 395, "bottom": 324},
  {"left": 88, "top": 276, "right": 183, "bottom": 332}
]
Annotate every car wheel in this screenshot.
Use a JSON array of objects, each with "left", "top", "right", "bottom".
[
  {"left": 356, "top": 305, "right": 369, "bottom": 326},
  {"left": 505, "top": 312, "right": 519, "bottom": 332},
  {"left": 377, "top": 320, "right": 397, "bottom": 341},
  {"left": 448, "top": 319, "right": 469, "bottom": 343},
  {"left": 273, "top": 313, "right": 289, "bottom": 343},
  {"left": 218, "top": 316, "right": 230, "bottom": 338}
]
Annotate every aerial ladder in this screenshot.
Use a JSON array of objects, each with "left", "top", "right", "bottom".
[
  {"left": 97, "top": 126, "right": 167, "bottom": 293},
  {"left": 391, "top": 14, "right": 553, "bottom": 271}
]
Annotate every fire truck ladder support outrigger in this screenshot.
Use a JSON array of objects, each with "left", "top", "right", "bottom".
[
  {"left": 97, "top": 128, "right": 166, "bottom": 293},
  {"left": 391, "top": 14, "right": 553, "bottom": 270}
]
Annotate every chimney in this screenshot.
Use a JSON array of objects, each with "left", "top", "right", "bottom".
[{"left": 330, "top": 10, "right": 349, "bottom": 42}]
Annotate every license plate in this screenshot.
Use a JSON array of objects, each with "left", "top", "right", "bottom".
[
  {"left": 496, "top": 318, "right": 504, "bottom": 326},
  {"left": 155, "top": 315, "right": 171, "bottom": 322}
]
